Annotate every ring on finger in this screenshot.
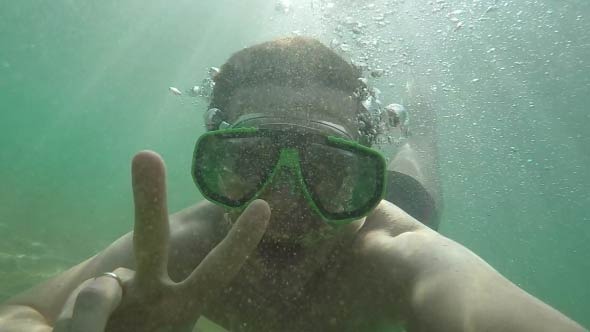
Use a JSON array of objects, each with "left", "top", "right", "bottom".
[{"left": 98, "top": 272, "right": 125, "bottom": 293}]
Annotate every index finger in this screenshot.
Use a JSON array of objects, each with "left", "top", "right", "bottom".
[
  {"left": 132, "top": 151, "right": 170, "bottom": 287},
  {"left": 177, "top": 199, "right": 270, "bottom": 297}
]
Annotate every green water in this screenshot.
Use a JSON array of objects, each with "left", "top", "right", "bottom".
[{"left": 1, "top": 0, "right": 588, "bottom": 329}]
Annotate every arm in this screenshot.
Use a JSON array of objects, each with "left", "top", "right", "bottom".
[
  {"left": 404, "top": 231, "right": 585, "bottom": 332},
  {"left": 363, "top": 201, "right": 585, "bottom": 332}
]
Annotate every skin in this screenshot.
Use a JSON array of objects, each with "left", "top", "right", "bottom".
[{"left": 0, "top": 86, "right": 585, "bottom": 332}]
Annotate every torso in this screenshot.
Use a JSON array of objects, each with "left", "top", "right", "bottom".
[{"left": 165, "top": 201, "right": 406, "bottom": 332}]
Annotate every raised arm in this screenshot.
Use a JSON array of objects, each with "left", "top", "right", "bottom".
[
  {"left": 404, "top": 231, "right": 585, "bottom": 332},
  {"left": 363, "top": 201, "right": 586, "bottom": 332}
]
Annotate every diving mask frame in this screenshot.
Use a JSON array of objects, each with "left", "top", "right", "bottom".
[{"left": 192, "top": 120, "right": 386, "bottom": 226}]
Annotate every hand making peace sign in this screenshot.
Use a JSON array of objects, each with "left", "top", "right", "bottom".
[{"left": 54, "top": 151, "right": 270, "bottom": 332}]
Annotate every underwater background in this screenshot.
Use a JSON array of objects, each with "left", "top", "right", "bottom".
[{"left": 1, "top": 0, "right": 588, "bottom": 330}]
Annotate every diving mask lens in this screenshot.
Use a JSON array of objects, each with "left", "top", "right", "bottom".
[
  {"left": 300, "top": 140, "right": 383, "bottom": 220},
  {"left": 193, "top": 129, "right": 280, "bottom": 206}
]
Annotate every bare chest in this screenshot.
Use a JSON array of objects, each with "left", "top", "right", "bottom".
[{"left": 203, "top": 259, "right": 394, "bottom": 332}]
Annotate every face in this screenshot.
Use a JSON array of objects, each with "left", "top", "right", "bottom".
[{"left": 224, "top": 84, "right": 363, "bottom": 251}]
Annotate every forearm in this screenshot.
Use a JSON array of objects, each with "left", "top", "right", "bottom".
[{"left": 406, "top": 234, "right": 585, "bottom": 331}]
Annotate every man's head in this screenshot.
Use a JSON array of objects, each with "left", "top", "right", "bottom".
[{"left": 194, "top": 37, "right": 384, "bottom": 249}]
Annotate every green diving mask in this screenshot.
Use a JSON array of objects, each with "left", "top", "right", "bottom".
[{"left": 191, "top": 124, "right": 386, "bottom": 226}]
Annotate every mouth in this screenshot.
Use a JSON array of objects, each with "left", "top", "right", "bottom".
[
  {"left": 246, "top": 196, "right": 328, "bottom": 264},
  {"left": 254, "top": 215, "right": 338, "bottom": 267}
]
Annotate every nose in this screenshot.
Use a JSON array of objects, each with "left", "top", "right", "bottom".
[
  {"left": 266, "top": 167, "right": 299, "bottom": 196},
  {"left": 256, "top": 167, "right": 326, "bottom": 240},
  {"left": 258, "top": 167, "right": 308, "bottom": 212}
]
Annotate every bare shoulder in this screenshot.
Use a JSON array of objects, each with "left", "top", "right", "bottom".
[
  {"left": 349, "top": 200, "right": 439, "bottom": 288},
  {"left": 355, "top": 200, "right": 431, "bottom": 248},
  {"left": 172, "top": 199, "right": 226, "bottom": 227},
  {"left": 166, "top": 201, "right": 228, "bottom": 280},
  {"left": 169, "top": 200, "right": 227, "bottom": 245},
  {"left": 353, "top": 200, "right": 495, "bottom": 302}
]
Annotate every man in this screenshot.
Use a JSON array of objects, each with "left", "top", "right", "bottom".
[{"left": 0, "top": 37, "right": 585, "bottom": 332}]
